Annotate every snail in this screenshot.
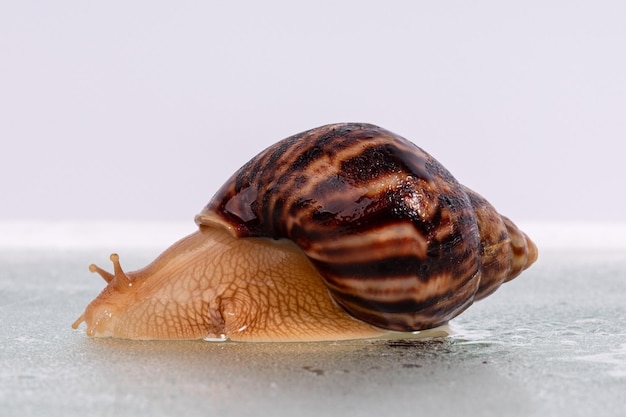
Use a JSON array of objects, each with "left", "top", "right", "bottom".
[{"left": 72, "top": 123, "right": 538, "bottom": 342}]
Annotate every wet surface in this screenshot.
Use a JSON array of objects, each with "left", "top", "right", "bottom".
[{"left": 1, "top": 247, "right": 625, "bottom": 416}]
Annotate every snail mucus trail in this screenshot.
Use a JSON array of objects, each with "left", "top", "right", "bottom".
[{"left": 72, "top": 123, "right": 538, "bottom": 342}]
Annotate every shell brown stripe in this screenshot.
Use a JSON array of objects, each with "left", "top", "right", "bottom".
[{"left": 330, "top": 270, "right": 480, "bottom": 331}]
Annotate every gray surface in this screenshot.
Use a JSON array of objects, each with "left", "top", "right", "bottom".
[{"left": 1, "top": 248, "right": 625, "bottom": 417}]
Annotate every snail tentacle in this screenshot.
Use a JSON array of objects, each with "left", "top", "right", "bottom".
[
  {"left": 88, "top": 263, "right": 114, "bottom": 283},
  {"left": 89, "top": 254, "right": 133, "bottom": 292}
]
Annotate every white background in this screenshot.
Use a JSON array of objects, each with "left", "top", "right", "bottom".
[{"left": 2, "top": 1, "right": 625, "bottom": 223}]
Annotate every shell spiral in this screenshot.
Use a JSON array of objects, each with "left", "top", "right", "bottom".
[{"left": 196, "top": 123, "right": 537, "bottom": 331}]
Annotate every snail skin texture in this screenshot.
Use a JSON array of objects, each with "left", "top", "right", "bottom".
[{"left": 72, "top": 123, "right": 538, "bottom": 342}]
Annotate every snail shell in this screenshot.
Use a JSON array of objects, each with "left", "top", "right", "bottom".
[{"left": 72, "top": 123, "right": 537, "bottom": 341}]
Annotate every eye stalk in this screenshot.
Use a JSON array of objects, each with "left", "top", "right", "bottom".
[{"left": 89, "top": 253, "right": 133, "bottom": 292}]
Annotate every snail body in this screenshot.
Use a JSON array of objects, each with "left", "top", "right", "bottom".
[{"left": 72, "top": 123, "right": 537, "bottom": 341}]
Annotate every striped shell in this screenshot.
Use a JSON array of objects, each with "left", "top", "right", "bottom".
[{"left": 195, "top": 123, "right": 537, "bottom": 332}]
